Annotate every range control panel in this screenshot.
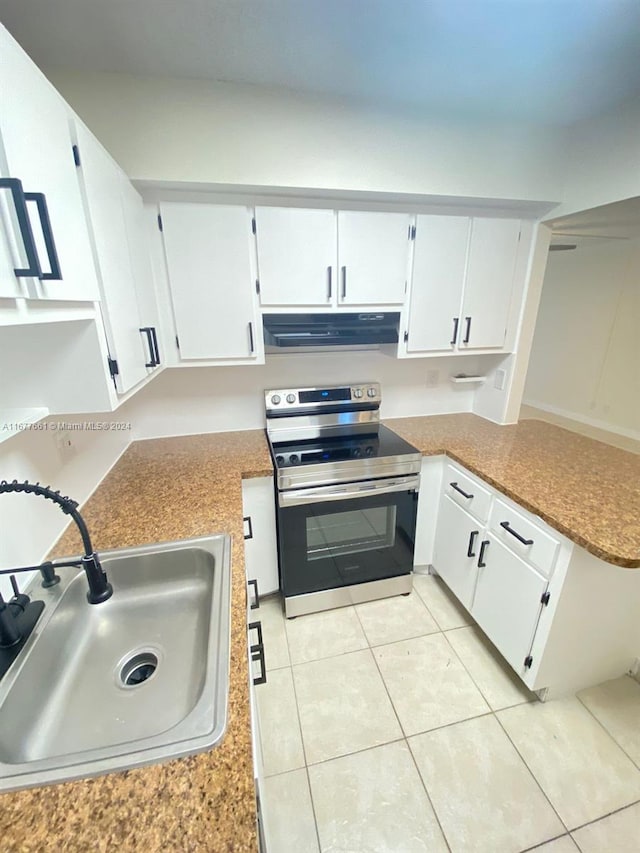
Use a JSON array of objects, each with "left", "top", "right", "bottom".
[{"left": 265, "top": 383, "right": 380, "bottom": 410}]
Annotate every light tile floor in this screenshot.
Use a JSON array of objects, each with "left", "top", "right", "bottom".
[{"left": 257, "top": 574, "right": 640, "bottom": 853}]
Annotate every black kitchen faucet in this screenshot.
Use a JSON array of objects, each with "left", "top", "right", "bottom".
[{"left": 0, "top": 479, "right": 113, "bottom": 679}]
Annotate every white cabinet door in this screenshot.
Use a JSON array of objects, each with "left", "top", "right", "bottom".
[
  {"left": 242, "top": 477, "right": 279, "bottom": 596},
  {"left": 337, "top": 211, "right": 411, "bottom": 305},
  {"left": 432, "top": 494, "right": 480, "bottom": 610},
  {"left": 406, "top": 216, "right": 469, "bottom": 352},
  {"left": 255, "top": 207, "right": 336, "bottom": 307},
  {"left": 471, "top": 533, "right": 548, "bottom": 673},
  {"left": 76, "top": 124, "right": 150, "bottom": 394},
  {"left": 459, "top": 218, "right": 521, "bottom": 350},
  {"left": 0, "top": 27, "right": 98, "bottom": 302},
  {"left": 160, "top": 203, "right": 262, "bottom": 362}
]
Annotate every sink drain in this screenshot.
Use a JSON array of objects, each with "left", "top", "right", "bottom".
[{"left": 120, "top": 651, "right": 158, "bottom": 687}]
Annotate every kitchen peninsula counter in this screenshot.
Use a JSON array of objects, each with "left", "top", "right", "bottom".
[{"left": 1, "top": 416, "right": 638, "bottom": 853}]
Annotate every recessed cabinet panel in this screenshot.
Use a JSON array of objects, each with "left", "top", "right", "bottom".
[
  {"left": 489, "top": 498, "right": 560, "bottom": 578},
  {"left": 471, "top": 533, "right": 548, "bottom": 673},
  {"left": 337, "top": 211, "right": 410, "bottom": 305},
  {"left": 460, "top": 218, "right": 521, "bottom": 350},
  {"left": 0, "top": 29, "right": 98, "bottom": 301},
  {"left": 161, "top": 203, "right": 260, "bottom": 361},
  {"left": 432, "top": 494, "right": 480, "bottom": 610},
  {"left": 443, "top": 463, "right": 492, "bottom": 524},
  {"left": 255, "top": 207, "right": 336, "bottom": 307},
  {"left": 406, "top": 216, "right": 469, "bottom": 352}
]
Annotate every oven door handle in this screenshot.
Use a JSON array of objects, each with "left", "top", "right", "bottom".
[{"left": 278, "top": 475, "right": 420, "bottom": 507}]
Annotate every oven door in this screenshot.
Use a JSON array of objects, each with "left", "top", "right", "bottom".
[{"left": 276, "top": 475, "right": 419, "bottom": 597}]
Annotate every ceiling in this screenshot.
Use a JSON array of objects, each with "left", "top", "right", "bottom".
[{"left": 2, "top": 0, "right": 640, "bottom": 125}]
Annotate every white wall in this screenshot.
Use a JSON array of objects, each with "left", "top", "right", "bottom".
[
  {"left": 0, "top": 414, "right": 130, "bottom": 596},
  {"left": 47, "top": 70, "right": 566, "bottom": 203},
  {"left": 548, "top": 97, "right": 640, "bottom": 219},
  {"left": 120, "top": 351, "right": 485, "bottom": 440},
  {"left": 523, "top": 238, "right": 640, "bottom": 439}
]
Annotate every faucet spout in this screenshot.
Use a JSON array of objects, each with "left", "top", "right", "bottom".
[{"left": 0, "top": 480, "right": 113, "bottom": 604}]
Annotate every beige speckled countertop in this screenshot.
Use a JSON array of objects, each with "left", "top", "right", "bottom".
[{"left": 1, "top": 415, "right": 638, "bottom": 853}]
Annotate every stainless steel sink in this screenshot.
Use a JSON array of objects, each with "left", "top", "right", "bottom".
[{"left": 0, "top": 534, "right": 231, "bottom": 791}]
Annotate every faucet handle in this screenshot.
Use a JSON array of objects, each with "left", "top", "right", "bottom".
[{"left": 8, "top": 574, "right": 30, "bottom": 612}]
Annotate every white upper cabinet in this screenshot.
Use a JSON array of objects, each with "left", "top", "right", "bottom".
[
  {"left": 460, "top": 218, "right": 521, "bottom": 350},
  {"left": 406, "top": 215, "right": 470, "bottom": 353},
  {"left": 75, "top": 122, "right": 159, "bottom": 395},
  {"left": 255, "top": 207, "right": 335, "bottom": 307},
  {"left": 403, "top": 215, "right": 521, "bottom": 355},
  {"left": 336, "top": 211, "right": 411, "bottom": 306},
  {"left": 160, "top": 203, "right": 263, "bottom": 363},
  {"left": 0, "top": 26, "right": 98, "bottom": 302},
  {"left": 254, "top": 207, "right": 411, "bottom": 309}
]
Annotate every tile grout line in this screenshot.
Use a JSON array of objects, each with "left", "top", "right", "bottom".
[
  {"left": 574, "top": 684, "right": 640, "bottom": 773},
  {"left": 351, "top": 602, "right": 453, "bottom": 853},
  {"left": 563, "top": 796, "right": 640, "bottom": 835},
  {"left": 492, "top": 711, "right": 571, "bottom": 835},
  {"left": 517, "top": 832, "right": 580, "bottom": 852}
]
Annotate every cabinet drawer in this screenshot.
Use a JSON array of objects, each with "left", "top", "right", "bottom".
[
  {"left": 443, "top": 463, "right": 492, "bottom": 524},
  {"left": 489, "top": 498, "right": 559, "bottom": 577}
]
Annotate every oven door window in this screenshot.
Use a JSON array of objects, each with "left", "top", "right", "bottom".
[
  {"left": 306, "top": 505, "right": 396, "bottom": 561},
  {"left": 277, "top": 489, "right": 417, "bottom": 597}
]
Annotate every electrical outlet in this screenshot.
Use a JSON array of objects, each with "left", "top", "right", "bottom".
[
  {"left": 494, "top": 369, "right": 506, "bottom": 391},
  {"left": 426, "top": 369, "right": 439, "bottom": 387}
]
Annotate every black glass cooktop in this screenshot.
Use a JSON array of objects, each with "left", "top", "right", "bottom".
[{"left": 269, "top": 424, "right": 420, "bottom": 469}]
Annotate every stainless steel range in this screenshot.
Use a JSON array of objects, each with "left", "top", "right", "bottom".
[{"left": 265, "top": 383, "right": 421, "bottom": 618}]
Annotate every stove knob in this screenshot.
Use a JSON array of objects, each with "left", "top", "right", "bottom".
[
  {"left": 289, "top": 454, "right": 299, "bottom": 464},
  {"left": 270, "top": 394, "right": 281, "bottom": 405},
  {"left": 353, "top": 388, "right": 363, "bottom": 399},
  {"left": 352, "top": 447, "right": 362, "bottom": 458},
  {"left": 286, "top": 393, "right": 296, "bottom": 404},
  {"left": 367, "top": 387, "right": 377, "bottom": 398},
  {"left": 275, "top": 455, "right": 285, "bottom": 464},
  {"left": 365, "top": 446, "right": 374, "bottom": 456}
]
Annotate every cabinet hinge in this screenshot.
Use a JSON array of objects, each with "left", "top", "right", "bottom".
[
  {"left": 157, "top": 214, "right": 164, "bottom": 232},
  {"left": 541, "top": 591, "right": 551, "bottom": 606},
  {"left": 251, "top": 217, "right": 256, "bottom": 235},
  {"left": 524, "top": 655, "right": 533, "bottom": 669},
  {"left": 403, "top": 331, "right": 408, "bottom": 343},
  {"left": 410, "top": 225, "right": 416, "bottom": 240},
  {"left": 255, "top": 279, "right": 260, "bottom": 295},
  {"left": 107, "top": 357, "right": 119, "bottom": 378},
  {"left": 72, "top": 144, "right": 81, "bottom": 167},
  {"left": 175, "top": 335, "right": 180, "bottom": 350}
]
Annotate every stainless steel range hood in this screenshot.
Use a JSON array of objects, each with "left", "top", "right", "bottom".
[{"left": 263, "top": 313, "right": 400, "bottom": 352}]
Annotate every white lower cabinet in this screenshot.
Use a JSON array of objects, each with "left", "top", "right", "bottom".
[
  {"left": 427, "top": 456, "right": 640, "bottom": 696},
  {"left": 471, "top": 533, "right": 548, "bottom": 673},
  {"left": 242, "top": 477, "right": 279, "bottom": 597},
  {"left": 432, "top": 495, "right": 479, "bottom": 610}
]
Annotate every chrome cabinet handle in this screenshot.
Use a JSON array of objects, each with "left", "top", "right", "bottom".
[
  {"left": 327, "top": 266, "right": 332, "bottom": 300},
  {"left": 341, "top": 266, "right": 347, "bottom": 299},
  {"left": 24, "top": 192, "right": 62, "bottom": 280},
  {"left": 500, "top": 521, "right": 534, "bottom": 546},
  {"left": 0, "top": 177, "right": 41, "bottom": 278}
]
